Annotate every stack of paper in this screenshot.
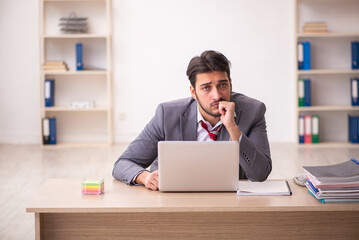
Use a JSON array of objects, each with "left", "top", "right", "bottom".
[
  {"left": 43, "top": 61, "right": 68, "bottom": 72},
  {"left": 303, "top": 158, "right": 359, "bottom": 203},
  {"left": 81, "top": 179, "right": 104, "bottom": 195},
  {"left": 303, "top": 22, "right": 328, "bottom": 34}
]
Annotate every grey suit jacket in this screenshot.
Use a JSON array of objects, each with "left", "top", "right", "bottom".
[{"left": 112, "top": 92, "right": 272, "bottom": 184}]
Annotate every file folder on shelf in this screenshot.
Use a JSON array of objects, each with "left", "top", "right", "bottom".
[
  {"left": 299, "top": 115, "right": 305, "bottom": 144},
  {"left": 351, "top": 78, "right": 359, "bottom": 106},
  {"left": 312, "top": 115, "right": 319, "bottom": 143},
  {"left": 44, "top": 79, "right": 54, "bottom": 107},
  {"left": 349, "top": 115, "right": 359, "bottom": 143},
  {"left": 304, "top": 79, "right": 311, "bottom": 106},
  {"left": 304, "top": 115, "right": 312, "bottom": 144},
  {"left": 49, "top": 117, "right": 56, "bottom": 145},
  {"left": 298, "top": 79, "right": 304, "bottom": 107},
  {"left": 76, "top": 43, "right": 83, "bottom": 71},
  {"left": 42, "top": 118, "right": 50, "bottom": 145},
  {"left": 303, "top": 42, "right": 311, "bottom": 70},
  {"left": 298, "top": 41, "right": 311, "bottom": 70},
  {"left": 298, "top": 42, "right": 304, "bottom": 70},
  {"left": 352, "top": 41, "right": 359, "bottom": 70}
]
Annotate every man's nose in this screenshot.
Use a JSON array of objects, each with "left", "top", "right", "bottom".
[{"left": 211, "top": 88, "right": 221, "bottom": 100}]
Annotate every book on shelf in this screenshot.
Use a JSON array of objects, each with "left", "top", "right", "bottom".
[
  {"left": 303, "top": 158, "right": 359, "bottom": 203},
  {"left": 299, "top": 115, "right": 319, "bottom": 144},
  {"left": 351, "top": 78, "right": 359, "bottom": 106},
  {"left": 42, "top": 117, "right": 56, "bottom": 145},
  {"left": 43, "top": 61, "right": 68, "bottom": 72},
  {"left": 298, "top": 41, "right": 311, "bottom": 70},
  {"left": 349, "top": 115, "right": 359, "bottom": 143},
  {"left": 44, "top": 79, "right": 54, "bottom": 107},
  {"left": 352, "top": 41, "right": 359, "bottom": 70},
  {"left": 76, "top": 43, "right": 83, "bottom": 71},
  {"left": 302, "top": 22, "right": 328, "bottom": 34}
]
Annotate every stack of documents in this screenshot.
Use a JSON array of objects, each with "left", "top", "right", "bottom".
[{"left": 303, "top": 158, "right": 359, "bottom": 203}]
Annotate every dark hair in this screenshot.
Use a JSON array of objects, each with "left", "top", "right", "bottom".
[{"left": 186, "top": 50, "right": 231, "bottom": 88}]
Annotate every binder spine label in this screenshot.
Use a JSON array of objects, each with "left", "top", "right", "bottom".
[
  {"left": 299, "top": 116, "right": 305, "bottom": 144},
  {"left": 351, "top": 78, "right": 359, "bottom": 106},
  {"left": 298, "top": 79, "right": 304, "bottom": 106},
  {"left": 298, "top": 42, "right": 304, "bottom": 70}
]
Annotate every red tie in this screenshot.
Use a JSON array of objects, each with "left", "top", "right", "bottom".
[{"left": 200, "top": 121, "right": 222, "bottom": 141}]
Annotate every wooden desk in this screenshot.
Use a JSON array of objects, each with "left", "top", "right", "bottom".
[{"left": 26, "top": 179, "right": 359, "bottom": 240}]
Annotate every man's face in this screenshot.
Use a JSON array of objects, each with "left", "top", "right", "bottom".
[{"left": 190, "top": 71, "right": 232, "bottom": 119}]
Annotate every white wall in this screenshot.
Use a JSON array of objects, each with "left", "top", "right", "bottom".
[{"left": 0, "top": 0, "right": 296, "bottom": 144}]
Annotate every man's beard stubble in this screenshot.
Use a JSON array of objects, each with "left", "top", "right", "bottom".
[{"left": 195, "top": 91, "right": 231, "bottom": 118}]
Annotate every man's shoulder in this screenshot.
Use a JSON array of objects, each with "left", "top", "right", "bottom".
[
  {"left": 231, "top": 92, "right": 264, "bottom": 106},
  {"left": 159, "top": 97, "right": 195, "bottom": 109}
]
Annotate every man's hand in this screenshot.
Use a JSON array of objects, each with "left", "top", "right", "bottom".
[
  {"left": 135, "top": 170, "right": 159, "bottom": 191},
  {"left": 219, "top": 101, "right": 242, "bottom": 141}
]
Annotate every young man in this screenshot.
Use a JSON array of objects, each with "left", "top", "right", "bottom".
[{"left": 112, "top": 50, "right": 272, "bottom": 190}]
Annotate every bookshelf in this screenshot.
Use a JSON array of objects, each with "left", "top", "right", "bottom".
[
  {"left": 39, "top": 0, "right": 113, "bottom": 147},
  {"left": 295, "top": 0, "right": 359, "bottom": 147}
]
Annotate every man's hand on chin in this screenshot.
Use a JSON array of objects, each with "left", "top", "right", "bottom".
[{"left": 219, "top": 101, "right": 242, "bottom": 141}]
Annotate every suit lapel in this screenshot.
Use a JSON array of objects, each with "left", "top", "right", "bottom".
[{"left": 180, "top": 100, "right": 197, "bottom": 141}]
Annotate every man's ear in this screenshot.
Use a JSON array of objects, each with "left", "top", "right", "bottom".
[{"left": 190, "top": 85, "right": 197, "bottom": 100}]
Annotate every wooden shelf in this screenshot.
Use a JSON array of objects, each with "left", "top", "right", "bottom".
[
  {"left": 297, "top": 69, "right": 359, "bottom": 75},
  {"left": 39, "top": 0, "right": 113, "bottom": 146},
  {"left": 298, "top": 142, "right": 359, "bottom": 148},
  {"left": 42, "top": 70, "right": 108, "bottom": 76},
  {"left": 298, "top": 106, "right": 359, "bottom": 112},
  {"left": 43, "top": 0, "right": 105, "bottom": 2},
  {"left": 297, "top": 32, "right": 359, "bottom": 38},
  {"left": 295, "top": 0, "right": 359, "bottom": 147},
  {"left": 44, "top": 106, "right": 109, "bottom": 112},
  {"left": 42, "top": 142, "right": 110, "bottom": 148},
  {"left": 43, "top": 34, "right": 108, "bottom": 39}
]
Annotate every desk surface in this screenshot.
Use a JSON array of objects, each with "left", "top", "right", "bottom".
[{"left": 26, "top": 178, "right": 359, "bottom": 213}]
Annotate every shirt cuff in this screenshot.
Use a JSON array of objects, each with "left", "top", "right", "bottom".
[
  {"left": 238, "top": 133, "right": 243, "bottom": 143},
  {"left": 131, "top": 170, "right": 149, "bottom": 185}
]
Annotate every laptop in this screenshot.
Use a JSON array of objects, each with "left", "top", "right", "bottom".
[{"left": 158, "top": 141, "right": 239, "bottom": 192}]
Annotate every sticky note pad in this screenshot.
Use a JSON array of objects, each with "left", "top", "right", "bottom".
[{"left": 81, "top": 179, "right": 104, "bottom": 195}]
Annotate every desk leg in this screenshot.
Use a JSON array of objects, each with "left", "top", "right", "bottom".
[{"left": 35, "top": 213, "right": 43, "bottom": 240}]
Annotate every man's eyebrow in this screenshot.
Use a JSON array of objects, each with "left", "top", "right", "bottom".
[
  {"left": 199, "top": 82, "right": 212, "bottom": 87},
  {"left": 218, "top": 79, "right": 229, "bottom": 83},
  {"left": 199, "top": 79, "right": 229, "bottom": 87}
]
